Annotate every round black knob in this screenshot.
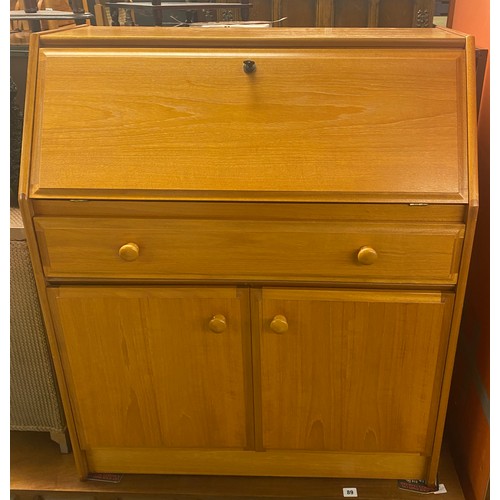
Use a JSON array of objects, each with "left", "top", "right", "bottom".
[{"left": 243, "top": 60, "right": 256, "bottom": 74}]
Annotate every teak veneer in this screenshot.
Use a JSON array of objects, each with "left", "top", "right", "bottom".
[{"left": 19, "top": 26, "right": 478, "bottom": 487}]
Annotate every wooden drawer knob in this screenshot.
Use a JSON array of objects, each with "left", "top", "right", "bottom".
[
  {"left": 118, "top": 242, "right": 140, "bottom": 261},
  {"left": 357, "top": 246, "right": 378, "bottom": 265},
  {"left": 270, "top": 315, "right": 288, "bottom": 333},
  {"left": 208, "top": 314, "right": 227, "bottom": 333}
]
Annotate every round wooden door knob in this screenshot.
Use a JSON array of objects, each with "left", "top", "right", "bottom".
[
  {"left": 270, "top": 315, "right": 288, "bottom": 333},
  {"left": 208, "top": 314, "right": 227, "bottom": 333},
  {"left": 118, "top": 242, "right": 140, "bottom": 261},
  {"left": 357, "top": 246, "right": 378, "bottom": 265}
]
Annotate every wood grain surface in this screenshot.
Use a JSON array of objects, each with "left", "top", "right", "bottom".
[
  {"left": 18, "top": 27, "right": 478, "bottom": 486},
  {"left": 31, "top": 47, "right": 466, "bottom": 203},
  {"left": 10, "top": 430, "right": 466, "bottom": 498},
  {"left": 35, "top": 216, "right": 464, "bottom": 284},
  {"left": 47, "top": 286, "right": 253, "bottom": 450},
  {"left": 256, "top": 289, "right": 453, "bottom": 454}
]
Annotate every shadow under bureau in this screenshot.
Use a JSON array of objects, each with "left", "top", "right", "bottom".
[{"left": 19, "top": 26, "right": 478, "bottom": 487}]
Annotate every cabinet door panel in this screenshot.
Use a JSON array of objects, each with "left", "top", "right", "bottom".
[
  {"left": 256, "top": 289, "right": 454, "bottom": 454},
  {"left": 48, "top": 287, "right": 252, "bottom": 450}
]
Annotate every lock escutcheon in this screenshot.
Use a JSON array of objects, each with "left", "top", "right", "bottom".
[{"left": 243, "top": 60, "right": 256, "bottom": 74}]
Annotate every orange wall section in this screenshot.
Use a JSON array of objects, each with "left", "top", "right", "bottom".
[{"left": 446, "top": 1, "right": 490, "bottom": 499}]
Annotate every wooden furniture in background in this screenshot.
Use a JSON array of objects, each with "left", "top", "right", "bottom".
[
  {"left": 269, "top": 0, "right": 436, "bottom": 27},
  {"left": 93, "top": 0, "right": 435, "bottom": 27},
  {"left": 19, "top": 27, "right": 477, "bottom": 488},
  {"left": 10, "top": 0, "right": 92, "bottom": 40},
  {"left": 95, "top": 1, "right": 251, "bottom": 26},
  {"left": 94, "top": 0, "right": 135, "bottom": 26},
  {"left": 216, "top": 0, "right": 435, "bottom": 27}
]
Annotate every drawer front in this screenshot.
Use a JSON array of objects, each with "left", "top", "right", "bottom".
[
  {"left": 35, "top": 217, "right": 464, "bottom": 284},
  {"left": 32, "top": 47, "right": 466, "bottom": 203}
]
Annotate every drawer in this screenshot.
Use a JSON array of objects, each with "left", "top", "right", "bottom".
[{"left": 35, "top": 217, "right": 464, "bottom": 284}]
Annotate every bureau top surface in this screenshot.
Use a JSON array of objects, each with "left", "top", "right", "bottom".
[{"left": 38, "top": 26, "right": 467, "bottom": 48}]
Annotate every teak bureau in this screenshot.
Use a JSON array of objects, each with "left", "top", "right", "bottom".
[{"left": 19, "top": 26, "right": 478, "bottom": 487}]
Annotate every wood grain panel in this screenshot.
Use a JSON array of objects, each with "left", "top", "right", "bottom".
[
  {"left": 316, "top": 0, "right": 334, "bottom": 26},
  {"left": 47, "top": 286, "right": 252, "bottom": 450},
  {"left": 31, "top": 48, "right": 467, "bottom": 203},
  {"left": 85, "top": 447, "right": 427, "bottom": 478},
  {"left": 262, "top": 0, "right": 434, "bottom": 27},
  {"left": 333, "top": 0, "right": 370, "bottom": 27},
  {"left": 426, "top": 36, "right": 480, "bottom": 485},
  {"left": 278, "top": 0, "right": 317, "bottom": 26},
  {"left": 378, "top": 0, "right": 415, "bottom": 27},
  {"left": 35, "top": 217, "right": 465, "bottom": 284},
  {"left": 35, "top": 26, "right": 468, "bottom": 48},
  {"left": 247, "top": 0, "right": 273, "bottom": 21},
  {"left": 257, "top": 289, "right": 454, "bottom": 454},
  {"left": 30, "top": 200, "right": 467, "bottom": 223}
]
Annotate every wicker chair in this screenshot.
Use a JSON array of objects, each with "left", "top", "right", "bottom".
[{"left": 10, "top": 208, "right": 69, "bottom": 453}]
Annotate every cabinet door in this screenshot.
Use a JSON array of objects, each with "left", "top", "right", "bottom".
[
  {"left": 254, "top": 288, "right": 454, "bottom": 454},
  {"left": 47, "top": 286, "right": 252, "bottom": 451}
]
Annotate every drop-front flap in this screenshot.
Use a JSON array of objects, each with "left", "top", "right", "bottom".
[{"left": 27, "top": 28, "right": 471, "bottom": 203}]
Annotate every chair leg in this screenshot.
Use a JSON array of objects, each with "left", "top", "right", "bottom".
[{"left": 49, "top": 430, "right": 70, "bottom": 454}]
